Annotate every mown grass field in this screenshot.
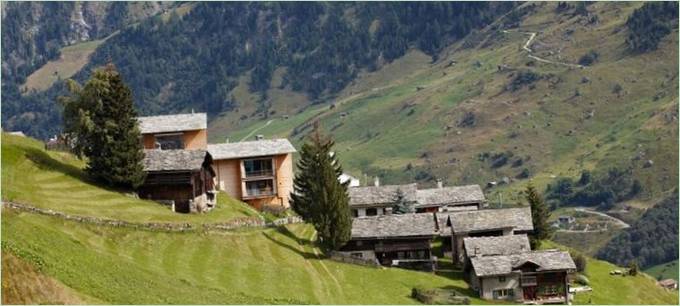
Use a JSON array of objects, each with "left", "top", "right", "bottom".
[
  {"left": 1, "top": 133, "right": 258, "bottom": 224},
  {"left": 2, "top": 210, "right": 479, "bottom": 304},
  {"left": 645, "top": 260, "right": 679, "bottom": 282}
]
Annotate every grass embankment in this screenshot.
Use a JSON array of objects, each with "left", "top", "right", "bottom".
[
  {"left": 645, "top": 260, "right": 679, "bottom": 281},
  {"left": 2, "top": 210, "right": 477, "bottom": 304},
  {"left": 1, "top": 133, "right": 258, "bottom": 224},
  {"left": 540, "top": 241, "right": 678, "bottom": 304}
]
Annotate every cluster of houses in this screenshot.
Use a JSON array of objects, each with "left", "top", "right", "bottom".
[
  {"left": 136, "top": 112, "right": 576, "bottom": 304},
  {"left": 338, "top": 181, "right": 576, "bottom": 304},
  {"left": 136, "top": 112, "right": 295, "bottom": 213}
]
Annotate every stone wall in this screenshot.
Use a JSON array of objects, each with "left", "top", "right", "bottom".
[{"left": 2, "top": 201, "right": 303, "bottom": 232}]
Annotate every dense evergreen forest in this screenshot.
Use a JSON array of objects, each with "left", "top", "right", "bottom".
[
  {"left": 625, "top": 1, "right": 678, "bottom": 52},
  {"left": 2, "top": 2, "right": 516, "bottom": 139},
  {"left": 597, "top": 192, "right": 678, "bottom": 269}
]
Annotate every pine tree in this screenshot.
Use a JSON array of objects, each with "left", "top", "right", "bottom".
[
  {"left": 525, "top": 183, "right": 553, "bottom": 249},
  {"left": 59, "top": 64, "right": 145, "bottom": 189},
  {"left": 392, "top": 188, "right": 414, "bottom": 214},
  {"left": 290, "top": 126, "right": 352, "bottom": 250}
]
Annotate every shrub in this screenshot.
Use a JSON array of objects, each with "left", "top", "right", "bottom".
[
  {"left": 575, "top": 274, "right": 590, "bottom": 286},
  {"left": 578, "top": 50, "right": 599, "bottom": 66},
  {"left": 508, "top": 71, "right": 541, "bottom": 91}
]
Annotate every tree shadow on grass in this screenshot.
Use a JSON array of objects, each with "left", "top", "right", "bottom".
[
  {"left": 22, "top": 146, "right": 135, "bottom": 195},
  {"left": 262, "top": 231, "right": 318, "bottom": 259}
]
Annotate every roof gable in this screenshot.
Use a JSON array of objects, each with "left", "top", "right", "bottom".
[
  {"left": 138, "top": 113, "right": 207, "bottom": 134},
  {"left": 445, "top": 207, "right": 534, "bottom": 234},
  {"left": 470, "top": 250, "right": 576, "bottom": 277},
  {"left": 143, "top": 149, "right": 209, "bottom": 172},
  {"left": 348, "top": 184, "right": 418, "bottom": 206},
  {"left": 207, "top": 139, "right": 296, "bottom": 160},
  {"left": 463, "top": 234, "right": 531, "bottom": 257},
  {"left": 351, "top": 213, "right": 438, "bottom": 239},
  {"left": 415, "top": 185, "right": 485, "bottom": 207}
]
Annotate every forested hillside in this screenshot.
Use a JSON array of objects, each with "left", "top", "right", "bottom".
[
  {"left": 597, "top": 192, "right": 679, "bottom": 269},
  {"left": 2, "top": 2, "right": 516, "bottom": 139}
]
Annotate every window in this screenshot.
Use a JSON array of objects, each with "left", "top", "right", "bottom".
[
  {"left": 498, "top": 276, "right": 506, "bottom": 282},
  {"left": 492, "top": 289, "right": 514, "bottom": 299},
  {"left": 155, "top": 134, "right": 184, "bottom": 150},
  {"left": 243, "top": 158, "right": 273, "bottom": 177},
  {"left": 245, "top": 179, "right": 275, "bottom": 197},
  {"left": 366, "top": 208, "right": 378, "bottom": 216},
  {"left": 352, "top": 209, "right": 358, "bottom": 217}
]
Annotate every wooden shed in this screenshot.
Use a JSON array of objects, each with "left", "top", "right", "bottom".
[{"left": 139, "top": 149, "right": 216, "bottom": 213}]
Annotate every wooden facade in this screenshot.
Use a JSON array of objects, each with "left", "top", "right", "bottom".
[
  {"left": 141, "top": 129, "right": 207, "bottom": 150},
  {"left": 213, "top": 153, "right": 293, "bottom": 209},
  {"left": 339, "top": 237, "right": 435, "bottom": 270}
]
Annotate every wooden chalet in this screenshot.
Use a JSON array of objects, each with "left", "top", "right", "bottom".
[
  {"left": 468, "top": 248, "right": 575, "bottom": 303},
  {"left": 207, "top": 138, "right": 296, "bottom": 209},
  {"left": 138, "top": 113, "right": 207, "bottom": 150},
  {"left": 339, "top": 213, "right": 439, "bottom": 270},
  {"left": 439, "top": 207, "right": 534, "bottom": 263},
  {"left": 139, "top": 149, "right": 216, "bottom": 213}
]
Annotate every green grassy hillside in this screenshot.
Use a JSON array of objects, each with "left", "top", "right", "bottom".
[
  {"left": 2, "top": 133, "right": 677, "bottom": 304},
  {"left": 644, "top": 260, "right": 679, "bottom": 282},
  {"left": 1, "top": 133, "right": 258, "bottom": 224},
  {"left": 218, "top": 2, "right": 678, "bottom": 210}
]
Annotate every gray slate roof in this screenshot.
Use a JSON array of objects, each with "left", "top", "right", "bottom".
[
  {"left": 348, "top": 184, "right": 418, "bottom": 207},
  {"left": 470, "top": 250, "right": 576, "bottom": 277},
  {"left": 351, "top": 213, "right": 438, "bottom": 239},
  {"left": 416, "top": 185, "right": 485, "bottom": 207},
  {"left": 207, "top": 139, "right": 296, "bottom": 160},
  {"left": 138, "top": 113, "right": 207, "bottom": 134},
  {"left": 143, "top": 149, "right": 208, "bottom": 172},
  {"left": 464, "top": 234, "right": 531, "bottom": 258},
  {"left": 444, "top": 207, "right": 534, "bottom": 234}
]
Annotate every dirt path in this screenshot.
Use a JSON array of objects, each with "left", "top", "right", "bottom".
[
  {"left": 239, "top": 119, "right": 274, "bottom": 142},
  {"left": 573, "top": 207, "right": 630, "bottom": 228},
  {"left": 503, "top": 30, "right": 585, "bottom": 69}
]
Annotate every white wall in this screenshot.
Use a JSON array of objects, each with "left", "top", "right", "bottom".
[{"left": 480, "top": 274, "right": 522, "bottom": 300}]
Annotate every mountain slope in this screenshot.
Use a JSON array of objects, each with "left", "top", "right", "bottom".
[{"left": 1, "top": 133, "right": 676, "bottom": 304}]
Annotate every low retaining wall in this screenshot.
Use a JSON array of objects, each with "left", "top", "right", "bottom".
[
  {"left": 2, "top": 201, "right": 303, "bottom": 232},
  {"left": 329, "top": 251, "right": 380, "bottom": 267}
]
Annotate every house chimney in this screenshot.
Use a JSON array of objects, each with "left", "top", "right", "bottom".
[
  {"left": 225, "top": 138, "right": 230, "bottom": 143},
  {"left": 191, "top": 108, "right": 195, "bottom": 114},
  {"left": 255, "top": 134, "right": 264, "bottom": 141},
  {"left": 437, "top": 179, "right": 443, "bottom": 188},
  {"left": 374, "top": 177, "right": 380, "bottom": 187}
]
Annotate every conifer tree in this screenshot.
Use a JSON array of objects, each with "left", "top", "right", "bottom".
[
  {"left": 59, "top": 64, "right": 145, "bottom": 189},
  {"left": 392, "top": 188, "right": 414, "bottom": 214},
  {"left": 290, "top": 126, "right": 351, "bottom": 250},
  {"left": 525, "top": 183, "right": 553, "bottom": 249}
]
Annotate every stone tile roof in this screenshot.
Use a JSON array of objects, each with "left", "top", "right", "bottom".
[
  {"left": 143, "top": 149, "right": 208, "bottom": 172},
  {"left": 207, "top": 139, "right": 296, "bottom": 160},
  {"left": 351, "top": 213, "right": 438, "bottom": 239},
  {"left": 464, "top": 234, "right": 531, "bottom": 258},
  {"left": 138, "top": 113, "right": 207, "bottom": 134},
  {"left": 348, "top": 184, "right": 418, "bottom": 207},
  {"left": 444, "top": 207, "right": 534, "bottom": 234},
  {"left": 415, "top": 185, "right": 485, "bottom": 208},
  {"left": 470, "top": 250, "right": 576, "bottom": 277}
]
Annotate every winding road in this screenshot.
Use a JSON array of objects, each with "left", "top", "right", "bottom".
[{"left": 503, "top": 30, "right": 585, "bottom": 69}]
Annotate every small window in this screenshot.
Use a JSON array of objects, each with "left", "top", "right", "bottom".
[
  {"left": 356, "top": 240, "right": 363, "bottom": 246},
  {"left": 155, "top": 134, "right": 184, "bottom": 150},
  {"left": 243, "top": 158, "right": 274, "bottom": 177},
  {"left": 492, "top": 289, "right": 514, "bottom": 299},
  {"left": 366, "top": 208, "right": 378, "bottom": 216},
  {"left": 498, "top": 276, "right": 506, "bottom": 282},
  {"left": 352, "top": 209, "right": 358, "bottom": 217}
]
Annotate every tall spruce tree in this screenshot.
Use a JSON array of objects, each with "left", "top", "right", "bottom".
[
  {"left": 525, "top": 183, "right": 553, "bottom": 249},
  {"left": 59, "top": 64, "right": 145, "bottom": 188},
  {"left": 290, "top": 127, "right": 351, "bottom": 250},
  {"left": 392, "top": 188, "right": 414, "bottom": 214}
]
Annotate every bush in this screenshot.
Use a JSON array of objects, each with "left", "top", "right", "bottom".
[
  {"left": 573, "top": 253, "right": 588, "bottom": 273},
  {"left": 575, "top": 274, "right": 590, "bottom": 286},
  {"left": 578, "top": 50, "right": 599, "bottom": 66},
  {"left": 411, "top": 287, "right": 470, "bottom": 305},
  {"left": 508, "top": 71, "right": 541, "bottom": 91}
]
